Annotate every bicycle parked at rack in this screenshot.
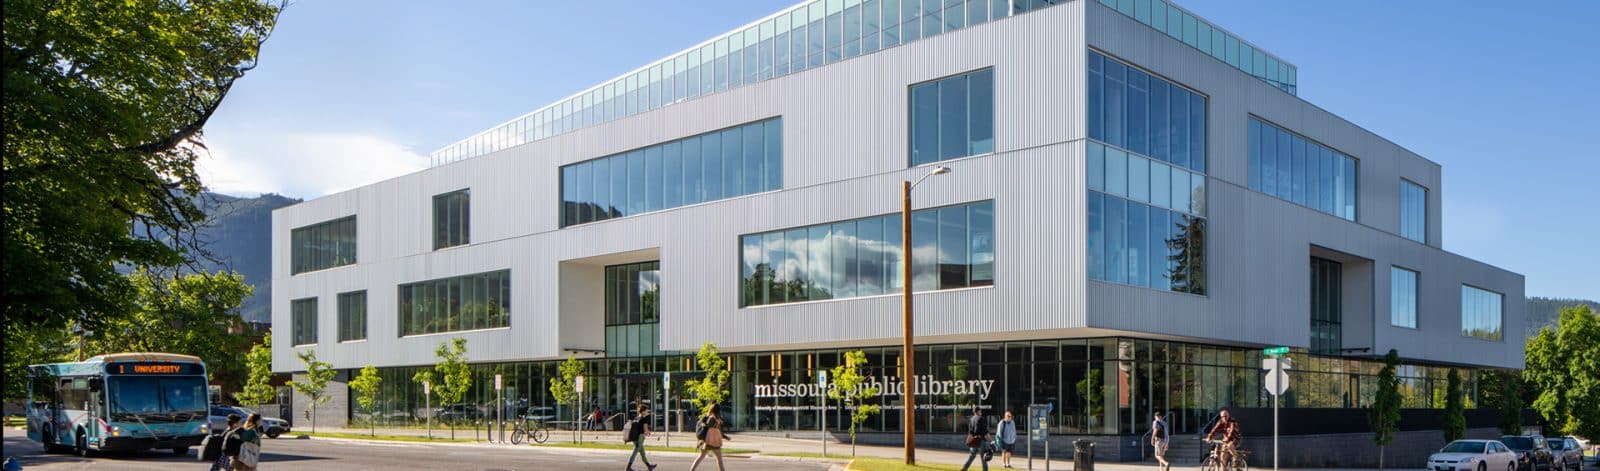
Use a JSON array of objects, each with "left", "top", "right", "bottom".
[
  {"left": 510, "top": 414, "right": 550, "bottom": 445},
  {"left": 1201, "top": 439, "right": 1250, "bottom": 471}
]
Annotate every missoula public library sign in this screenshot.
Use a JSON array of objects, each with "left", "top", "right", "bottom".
[{"left": 353, "top": 337, "right": 1484, "bottom": 437}]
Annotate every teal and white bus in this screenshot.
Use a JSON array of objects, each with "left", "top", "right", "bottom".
[{"left": 27, "top": 353, "right": 211, "bottom": 456}]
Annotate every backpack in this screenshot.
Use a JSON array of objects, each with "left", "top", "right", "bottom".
[
  {"left": 199, "top": 433, "right": 222, "bottom": 461},
  {"left": 694, "top": 417, "right": 710, "bottom": 441},
  {"left": 222, "top": 429, "right": 243, "bottom": 457},
  {"left": 1153, "top": 419, "right": 1167, "bottom": 439},
  {"left": 624, "top": 419, "right": 644, "bottom": 443}
]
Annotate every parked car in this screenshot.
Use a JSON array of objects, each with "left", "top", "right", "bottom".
[
  {"left": 1429, "top": 440, "right": 1518, "bottom": 471},
  {"left": 206, "top": 405, "right": 292, "bottom": 438},
  {"left": 435, "top": 403, "right": 484, "bottom": 424},
  {"left": 1547, "top": 437, "right": 1584, "bottom": 471},
  {"left": 1502, "top": 435, "right": 1555, "bottom": 471}
]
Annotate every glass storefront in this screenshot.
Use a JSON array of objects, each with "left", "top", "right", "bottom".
[{"left": 348, "top": 337, "right": 1481, "bottom": 436}]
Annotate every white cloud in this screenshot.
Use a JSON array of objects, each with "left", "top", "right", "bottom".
[{"left": 197, "top": 130, "right": 428, "bottom": 199}]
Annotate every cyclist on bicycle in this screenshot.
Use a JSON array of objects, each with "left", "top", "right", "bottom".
[{"left": 1204, "top": 409, "right": 1244, "bottom": 469}]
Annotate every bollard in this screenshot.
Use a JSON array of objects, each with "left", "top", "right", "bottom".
[{"left": 1073, "top": 439, "right": 1095, "bottom": 471}]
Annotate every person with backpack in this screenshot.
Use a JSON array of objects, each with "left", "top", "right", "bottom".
[
  {"left": 997, "top": 410, "right": 1018, "bottom": 468},
  {"left": 206, "top": 413, "right": 242, "bottom": 471},
  {"left": 690, "top": 403, "right": 729, "bottom": 471},
  {"left": 625, "top": 405, "right": 658, "bottom": 471},
  {"left": 962, "top": 406, "right": 991, "bottom": 471},
  {"left": 232, "top": 413, "right": 263, "bottom": 471},
  {"left": 1151, "top": 411, "right": 1171, "bottom": 471}
]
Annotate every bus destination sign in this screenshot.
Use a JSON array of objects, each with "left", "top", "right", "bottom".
[{"left": 108, "top": 362, "right": 203, "bottom": 375}]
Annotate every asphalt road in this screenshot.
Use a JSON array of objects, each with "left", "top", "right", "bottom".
[{"left": 2, "top": 431, "right": 835, "bottom": 471}]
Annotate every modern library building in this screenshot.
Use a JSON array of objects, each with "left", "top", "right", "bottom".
[{"left": 273, "top": 0, "right": 1524, "bottom": 461}]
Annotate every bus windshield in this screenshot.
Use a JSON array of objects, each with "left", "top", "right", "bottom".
[{"left": 108, "top": 376, "right": 207, "bottom": 421}]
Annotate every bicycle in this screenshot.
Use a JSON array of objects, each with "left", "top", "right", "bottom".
[
  {"left": 1201, "top": 439, "right": 1249, "bottom": 471},
  {"left": 510, "top": 415, "right": 550, "bottom": 444}
]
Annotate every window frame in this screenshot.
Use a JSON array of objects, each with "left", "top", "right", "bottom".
[
  {"left": 1399, "top": 178, "right": 1428, "bottom": 244},
  {"left": 1389, "top": 266, "right": 1419, "bottom": 329},
  {"left": 337, "top": 290, "right": 369, "bottom": 343},
  {"left": 432, "top": 188, "right": 471, "bottom": 250},
  {"left": 1460, "top": 284, "right": 1504, "bottom": 342},
  {"left": 907, "top": 67, "right": 996, "bottom": 167},
  {"left": 290, "top": 297, "right": 318, "bottom": 347}
]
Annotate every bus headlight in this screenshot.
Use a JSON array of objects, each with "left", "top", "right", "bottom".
[{"left": 109, "top": 426, "right": 122, "bottom": 437}]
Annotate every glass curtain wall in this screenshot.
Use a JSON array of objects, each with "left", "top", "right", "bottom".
[
  {"left": 739, "top": 200, "right": 994, "bottom": 307},
  {"left": 560, "top": 118, "right": 781, "bottom": 227},
  {"left": 350, "top": 338, "right": 1482, "bottom": 435},
  {"left": 337, "top": 290, "right": 367, "bottom": 342},
  {"left": 290, "top": 216, "right": 356, "bottom": 274},
  {"left": 1400, "top": 180, "right": 1427, "bottom": 243},
  {"left": 291, "top": 298, "right": 317, "bottom": 346},
  {"left": 1093, "top": 0, "right": 1296, "bottom": 95},
  {"left": 1248, "top": 117, "right": 1358, "bottom": 221},
  {"left": 397, "top": 270, "right": 512, "bottom": 336},
  {"left": 606, "top": 262, "right": 665, "bottom": 358}
]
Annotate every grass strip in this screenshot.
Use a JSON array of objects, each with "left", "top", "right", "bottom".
[
  {"left": 845, "top": 457, "right": 965, "bottom": 471},
  {"left": 539, "top": 441, "right": 755, "bottom": 455}
]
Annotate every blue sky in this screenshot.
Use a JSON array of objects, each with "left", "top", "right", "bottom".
[{"left": 200, "top": 0, "right": 1598, "bottom": 299}]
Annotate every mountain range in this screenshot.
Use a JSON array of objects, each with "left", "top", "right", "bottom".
[{"left": 196, "top": 192, "right": 301, "bottom": 323}]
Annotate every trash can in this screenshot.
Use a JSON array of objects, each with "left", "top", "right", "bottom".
[{"left": 1073, "top": 439, "right": 1095, "bottom": 471}]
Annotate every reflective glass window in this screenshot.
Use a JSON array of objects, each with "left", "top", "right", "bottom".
[
  {"left": 398, "top": 270, "right": 511, "bottom": 336},
  {"left": 1461, "top": 285, "right": 1502, "bottom": 341},
  {"left": 910, "top": 68, "right": 994, "bottom": 165},
  {"left": 433, "top": 189, "right": 470, "bottom": 250},
  {"left": 1390, "top": 267, "right": 1417, "bottom": 328},
  {"left": 337, "top": 290, "right": 367, "bottom": 343},
  {"left": 291, "top": 216, "right": 356, "bottom": 275},
  {"left": 1401, "top": 180, "right": 1427, "bottom": 243},
  {"left": 291, "top": 298, "right": 317, "bottom": 346},
  {"left": 1248, "top": 117, "right": 1357, "bottom": 221}
]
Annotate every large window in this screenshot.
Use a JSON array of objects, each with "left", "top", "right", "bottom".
[
  {"left": 290, "top": 216, "right": 356, "bottom": 275},
  {"left": 338, "top": 290, "right": 368, "bottom": 342},
  {"left": 1390, "top": 267, "right": 1418, "bottom": 328},
  {"left": 1087, "top": 191, "right": 1206, "bottom": 295},
  {"left": 433, "top": 189, "right": 470, "bottom": 250},
  {"left": 1310, "top": 257, "right": 1342, "bottom": 355},
  {"left": 291, "top": 297, "right": 318, "bottom": 346},
  {"left": 910, "top": 69, "right": 995, "bottom": 166},
  {"left": 560, "top": 118, "right": 781, "bottom": 227},
  {"left": 1248, "top": 117, "right": 1358, "bottom": 221},
  {"left": 1400, "top": 180, "right": 1427, "bottom": 243},
  {"left": 740, "top": 200, "right": 994, "bottom": 307},
  {"left": 398, "top": 270, "right": 511, "bottom": 336},
  {"left": 606, "top": 262, "right": 663, "bottom": 358},
  {"left": 1087, "top": 51, "right": 1207, "bottom": 173},
  {"left": 1461, "top": 285, "right": 1503, "bottom": 341}
]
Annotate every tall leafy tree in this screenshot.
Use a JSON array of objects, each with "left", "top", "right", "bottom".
[
  {"left": 428, "top": 338, "right": 472, "bottom": 439},
  {"left": 548, "top": 354, "right": 586, "bottom": 443},
  {"left": 84, "top": 269, "right": 253, "bottom": 391},
  {"left": 349, "top": 365, "right": 382, "bottom": 436},
  {"left": 1370, "top": 349, "right": 1402, "bottom": 471},
  {"left": 683, "top": 342, "right": 729, "bottom": 417},
  {"left": 1, "top": 323, "right": 71, "bottom": 400},
  {"left": 3, "top": 0, "right": 281, "bottom": 335},
  {"left": 1442, "top": 369, "right": 1465, "bottom": 443},
  {"left": 234, "top": 332, "right": 276, "bottom": 407},
  {"left": 1481, "top": 370, "right": 1526, "bottom": 435},
  {"left": 1524, "top": 304, "right": 1600, "bottom": 439},
  {"left": 287, "top": 349, "right": 335, "bottom": 433},
  {"left": 828, "top": 350, "right": 881, "bottom": 456}
]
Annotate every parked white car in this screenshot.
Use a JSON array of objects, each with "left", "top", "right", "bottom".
[{"left": 1429, "top": 440, "right": 1519, "bottom": 471}]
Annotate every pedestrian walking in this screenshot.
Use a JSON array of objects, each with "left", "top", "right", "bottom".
[
  {"left": 1151, "top": 411, "right": 1171, "bottom": 471},
  {"left": 962, "top": 405, "right": 991, "bottom": 471},
  {"left": 209, "top": 413, "right": 242, "bottom": 471},
  {"left": 231, "top": 413, "right": 263, "bottom": 471},
  {"left": 626, "top": 405, "right": 658, "bottom": 471},
  {"left": 998, "top": 410, "right": 1018, "bottom": 468},
  {"left": 689, "top": 403, "right": 729, "bottom": 471}
]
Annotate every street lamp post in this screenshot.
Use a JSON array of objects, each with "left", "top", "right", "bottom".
[{"left": 902, "top": 165, "right": 950, "bottom": 465}]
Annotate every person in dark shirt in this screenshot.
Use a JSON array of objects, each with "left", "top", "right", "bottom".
[
  {"left": 1204, "top": 409, "right": 1244, "bottom": 469},
  {"left": 962, "top": 406, "right": 991, "bottom": 471}
]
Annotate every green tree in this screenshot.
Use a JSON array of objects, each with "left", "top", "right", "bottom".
[
  {"left": 287, "top": 349, "right": 335, "bottom": 433},
  {"left": 1370, "top": 349, "right": 1402, "bottom": 471},
  {"left": 1482, "top": 370, "right": 1525, "bottom": 435},
  {"left": 683, "top": 342, "right": 730, "bottom": 417},
  {"left": 828, "top": 350, "right": 881, "bottom": 456},
  {"left": 1, "top": 323, "right": 71, "bottom": 400},
  {"left": 426, "top": 338, "right": 472, "bottom": 439},
  {"left": 85, "top": 270, "right": 253, "bottom": 391},
  {"left": 349, "top": 365, "right": 382, "bottom": 436},
  {"left": 548, "top": 354, "right": 586, "bottom": 442},
  {"left": 234, "top": 332, "right": 276, "bottom": 407},
  {"left": 1076, "top": 368, "right": 1105, "bottom": 431},
  {"left": 1524, "top": 304, "right": 1600, "bottom": 439},
  {"left": 3, "top": 0, "right": 281, "bottom": 337},
  {"left": 1442, "top": 369, "right": 1465, "bottom": 443}
]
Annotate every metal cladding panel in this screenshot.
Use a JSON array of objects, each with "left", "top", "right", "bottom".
[
  {"left": 273, "top": 3, "right": 1093, "bottom": 371},
  {"left": 1082, "top": 1, "right": 1522, "bottom": 368}
]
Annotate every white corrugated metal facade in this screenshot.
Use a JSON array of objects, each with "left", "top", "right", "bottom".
[{"left": 272, "top": 0, "right": 1522, "bottom": 374}]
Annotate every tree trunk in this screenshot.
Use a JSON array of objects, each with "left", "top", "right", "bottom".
[
  {"left": 312, "top": 402, "right": 318, "bottom": 434},
  {"left": 1379, "top": 445, "right": 1385, "bottom": 471}
]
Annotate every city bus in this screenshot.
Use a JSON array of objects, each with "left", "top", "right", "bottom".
[{"left": 27, "top": 353, "right": 211, "bottom": 456}]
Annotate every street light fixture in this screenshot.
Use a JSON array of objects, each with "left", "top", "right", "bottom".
[{"left": 902, "top": 165, "right": 950, "bottom": 465}]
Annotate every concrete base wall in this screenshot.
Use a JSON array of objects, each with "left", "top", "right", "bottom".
[{"left": 290, "top": 370, "right": 349, "bottom": 431}]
